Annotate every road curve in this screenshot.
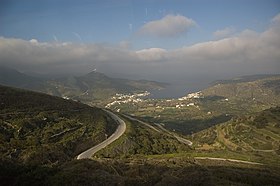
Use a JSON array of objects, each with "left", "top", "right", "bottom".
[{"left": 77, "top": 109, "right": 126, "bottom": 159}]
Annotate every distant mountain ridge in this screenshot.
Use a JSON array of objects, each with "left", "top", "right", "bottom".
[
  {"left": 0, "top": 67, "right": 45, "bottom": 90},
  {"left": 202, "top": 74, "right": 280, "bottom": 106},
  {"left": 0, "top": 67, "right": 166, "bottom": 104},
  {"left": 212, "top": 74, "right": 280, "bottom": 85}
]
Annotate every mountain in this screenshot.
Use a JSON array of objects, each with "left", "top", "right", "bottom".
[
  {"left": 202, "top": 74, "right": 280, "bottom": 106},
  {"left": 46, "top": 71, "right": 167, "bottom": 102},
  {"left": 0, "top": 67, "right": 166, "bottom": 104},
  {"left": 212, "top": 74, "right": 280, "bottom": 85},
  {"left": 0, "top": 67, "right": 45, "bottom": 91},
  {"left": 0, "top": 85, "right": 118, "bottom": 164}
]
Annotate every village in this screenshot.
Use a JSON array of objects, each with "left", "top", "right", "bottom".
[{"left": 105, "top": 91, "right": 204, "bottom": 113}]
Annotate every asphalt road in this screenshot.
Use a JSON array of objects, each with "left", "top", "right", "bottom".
[
  {"left": 123, "top": 114, "right": 161, "bottom": 133},
  {"left": 124, "top": 114, "right": 193, "bottom": 146},
  {"left": 77, "top": 109, "right": 126, "bottom": 159},
  {"left": 155, "top": 123, "right": 193, "bottom": 146}
]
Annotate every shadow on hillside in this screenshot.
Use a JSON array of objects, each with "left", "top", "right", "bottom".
[{"left": 1, "top": 158, "right": 279, "bottom": 186}]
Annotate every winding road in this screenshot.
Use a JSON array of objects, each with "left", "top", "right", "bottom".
[
  {"left": 77, "top": 109, "right": 126, "bottom": 159},
  {"left": 76, "top": 110, "right": 263, "bottom": 166}
]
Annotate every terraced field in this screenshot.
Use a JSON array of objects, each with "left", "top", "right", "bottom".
[{"left": 192, "top": 107, "right": 280, "bottom": 165}]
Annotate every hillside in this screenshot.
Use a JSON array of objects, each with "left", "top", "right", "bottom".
[
  {"left": 1, "top": 156, "right": 280, "bottom": 186},
  {"left": 46, "top": 71, "right": 166, "bottom": 103},
  {"left": 202, "top": 75, "right": 280, "bottom": 106},
  {"left": 213, "top": 74, "right": 280, "bottom": 85},
  {"left": 0, "top": 67, "right": 166, "bottom": 104},
  {"left": 95, "top": 115, "right": 191, "bottom": 158},
  {"left": 191, "top": 106, "right": 280, "bottom": 165},
  {"left": 0, "top": 85, "right": 118, "bottom": 165},
  {"left": 0, "top": 67, "right": 45, "bottom": 91}
]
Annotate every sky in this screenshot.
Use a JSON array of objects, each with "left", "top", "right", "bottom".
[{"left": 0, "top": 0, "right": 280, "bottom": 95}]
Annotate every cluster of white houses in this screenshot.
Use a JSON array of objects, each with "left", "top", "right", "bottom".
[{"left": 105, "top": 91, "right": 150, "bottom": 109}]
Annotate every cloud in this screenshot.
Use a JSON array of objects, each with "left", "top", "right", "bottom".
[
  {"left": 119, "top": 41, "right": 131, "bottom": 49},
  {"left": 169, "top": 16, "right": 280, "bottom": 75},
  {"left": 0, "top": 38, "right": 129, "bottom": 74},
  {"left": 136, "top": 48, "right": 167, "bottom": 61},
  {"left": 271, "top": 13, "right": 280, "bottom": 24},
  {"left": 138, "top": 14, "right": 196, "bottom": 37},
  {"left": 29, "top": 39, "right": 39, "bottom": 44},
  {"left": 0, "top": 13, "right": 279, "bottom": 81},
  {"left": 213, "top": 26, "right": 236, "bottom": 39}
]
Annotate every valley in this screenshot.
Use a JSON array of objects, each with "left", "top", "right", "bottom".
[
  {"left": 2, "top": 1, "right": 280, "bottom": 184},
  {"left": 1, "top": 71, "right": 280, "bottom": 185}
]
